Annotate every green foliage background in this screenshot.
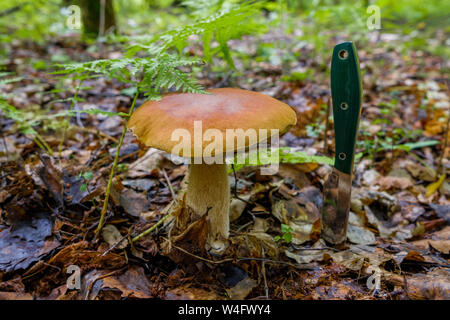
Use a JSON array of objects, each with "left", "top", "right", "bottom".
[
  {"left": 1, "top": 0, "right": 448, "bottom": 59},
  {"left": 0, "top": 0, "right": 448, "bottom": 161}
]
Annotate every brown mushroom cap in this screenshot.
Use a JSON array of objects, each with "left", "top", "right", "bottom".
[{"left": 128, "top": 88, "right": 297, "bottom": 157}]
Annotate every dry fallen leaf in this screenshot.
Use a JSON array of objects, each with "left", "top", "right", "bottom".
[
  {"left": 406, "top": 269, "right": 450, "bottom": 300},
  {"left": 125, "top": 148, "right": 168, "bottom": 178},
  {"left": 165, "top": 287, "right": 220, "bottom": 300},
  {"left": 285, "top": 240, "right": 333, "bottom": 264},
  {"left": 412, "top": 226, "right": 450, "bottom": 254},
  {"left": 48, "top": 241, "right": 126, "bottom": 270},
  {"left": 0, "top": 213, "right": 59, "bottom": 272},
  {"left": 405, "top": 161, "right": 436, "bottom": 182},
  {"left": 377, "top": 176, "right": 413, "bottom": 190},
  {"left": 346, "top": 224, "right": 376, "bottom": 245},
  {"left": 271, "top": 194, "right": 320, "bottom": 245},
  {"left": 110, "top": 178, "right": 150, "bottom": 217},
  {"left": 0, "top": 291, "right": 33, "bottom": 300},
  {"left": 99, "top": 266, "right": 153, "bottom": 299},
  {"left": 426, "top": 174, "right": 446, "bottom": 197},
  {"left": 226, "top": 277, "right": 258, "bottom": 300},
  {"left": 37, "top": 153, "right": 64, "bottom": 207},
  {"left": 328, "top": 250, "right": 365, "bottom": 271},
  {"left": 229, "top": 195, "right": 250, "bottom": 222},
  {"left": 102, "top": 224, "right": 128, "bottom": 250}
]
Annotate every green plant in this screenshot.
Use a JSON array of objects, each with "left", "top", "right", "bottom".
[
  {"left": 230, "top": 147, "right": 334, "bottom": 173},
  {"left": 356, "top": 125, "right": 439, "bottom": 160},
  {"left": 0, "top": 72, "right": 54, "bottom": 154},
  {"left": 49, "top": 2, "right": 268, "bottom": 237},
  {"left": 0, "top": 103, "right": 54, "bottom": 155},
  {"left": 0, "top": 0, "right": 75, "bottom": 44},
  {"left": 274, "top": 223, "right": 293, "bottom": 244},
  {"left": 78, "top": 170, "right": 94, "bottom": 192},
  {"left": 122, "top": 1, "right": 266, "bottom": 69},
  {"left": 53, "top": 54, "right": 204, "bottom": 97},
  {"left": 306, "top": 123, "right": 326, "bottom": 139},
  {"left": 117, "top": 163, "right": 128, "bottom": 173}
]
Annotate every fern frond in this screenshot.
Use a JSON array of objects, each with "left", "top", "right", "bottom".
[
  {"left": 53, "top": 54, "right": 205, "bottom": 96},
  {"left": 124, "top": 2, "right": 266, "bottom": 68}
]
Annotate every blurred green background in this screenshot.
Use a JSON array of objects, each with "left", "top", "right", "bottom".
[{"left": 0, "top": 0, "right": 448, "bottom": 63}]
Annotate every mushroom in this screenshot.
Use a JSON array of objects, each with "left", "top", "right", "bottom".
[{"left": 128, "top": 88, "right": 296, "bottom": 255}]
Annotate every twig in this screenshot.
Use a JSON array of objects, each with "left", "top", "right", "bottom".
[
  {"left": 234, "top": 221, "right": 253, "bottom": 233},
  {"left": 290, "top": 246, "right": 339, "bottom": 252},
  {"left": 84, "top": 267, "right": 127, "bottom": 300},
  {"left": 132, "top": 212, "right": 172, "bottom": 243},
  {"left": 410, "top": 152, "right": 436, "bottom": 174},
  {"left": 403, "top": 274, "right": 410, "bottom": 300},
  {"left": 162, "top": 238, "right": 233, "bottom": 264},
  {"left": 261, "top": 248, "right": 269, "bottom": 299},
  {"left": 231, "top": 164, "right": 253, "bottom": 205},
  {"left": 101, "top": 226, "right": 133, "bottom": 257},
  {"left": 95, "top": 90, "right": 139, "bottom": 237},
  {"left": 163, "top": 237, "right": 315, "bottom": 269},
  {"left": 162, "top": 168, "right": 177, "bottom": 203},
  {"left": 84, "top": 143, "right": 108, "bottom": 167},
  {"left": 21, "top": 261, "right": 62, "bottom": 281}
]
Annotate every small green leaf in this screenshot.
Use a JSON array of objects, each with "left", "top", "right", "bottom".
[
  {"left": 117, "top": 163, "right": 128, "bottom": 173},
  {"left": 121, "top": 87, "right": 138, "bottom": 97},
  {"left": 394, "top": 140, "right": 439, "bottom": 152},
  {"left": 282, "top": 232, "right": 292, "bottom": 244},
  {"left": 281, "top": 224, "right": 293, "bottom": 233},
  {"left": 82, "top": 171, "right": 93, "bottom": 180}
]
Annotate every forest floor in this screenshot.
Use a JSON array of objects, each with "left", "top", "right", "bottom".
[{"left": 0, "top": 30, "right": 449, "bottom": 300}]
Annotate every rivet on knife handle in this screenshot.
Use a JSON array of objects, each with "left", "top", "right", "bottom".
[{"left": 321, "top": 42, "right": 362, "bottom": 245}]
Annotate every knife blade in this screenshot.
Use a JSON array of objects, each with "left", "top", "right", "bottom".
[{"left": 321, "top": 42, "right": 362, "bottom": 245}]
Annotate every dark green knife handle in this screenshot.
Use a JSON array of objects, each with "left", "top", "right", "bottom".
[{"left": 331, "top": 42, "right": 362, "bottom": 175}]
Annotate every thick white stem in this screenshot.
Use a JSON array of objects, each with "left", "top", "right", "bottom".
[{"left": 185, "top": 163, "right": 230, "bottom": 254}]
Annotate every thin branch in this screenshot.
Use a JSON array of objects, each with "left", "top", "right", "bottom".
[
  {"left": 101, "top": 226, "right": 133, "bottom": 257},
  {"left": 162, "top": 237, "right": 315, "bottom": 269},
  {"left": 261, "top": 247, "right": 269, "bottom": 299},
  {"left": 131, "top": 213, "right": 172, "bottom": 243},
  {"left": 231, "top": 164, "right": 252, "bottom": 205},
  {"left": 84, "top": 267, "right": 127, "bottom": 300},
  {"left": 162, "top": 168, "right": 177, "bottom": 203},
  {"left": 95, "top": 91, "right": 139, "bottom": 237}
]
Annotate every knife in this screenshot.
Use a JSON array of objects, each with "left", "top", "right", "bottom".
[{"left": 321, "top": 42, "right": 362, "bottom": 245}]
